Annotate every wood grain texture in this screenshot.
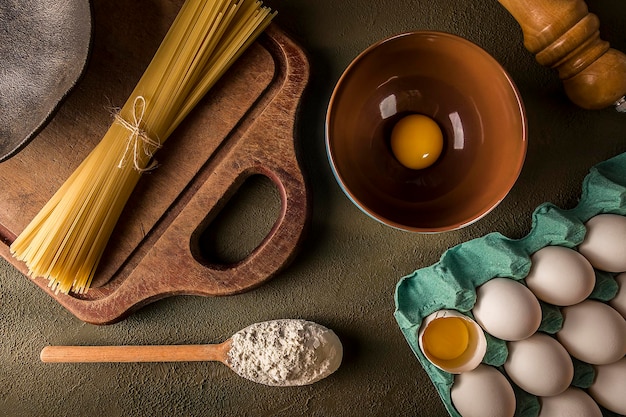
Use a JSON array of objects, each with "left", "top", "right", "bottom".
[
  {"left": 498, "top": 0, "right": 626, "bottom": 109},
  {"left": 40, "top": 341, "right": 232, "bottom": 363},
  {"left": 0, "top": 23, "right": 311, "bottom": 324}
]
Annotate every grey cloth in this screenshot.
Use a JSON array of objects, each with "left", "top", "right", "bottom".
[{"left": 0, "top": 0, "right": 92, "bottom": 161}]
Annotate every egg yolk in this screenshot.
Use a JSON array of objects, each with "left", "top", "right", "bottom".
[
  {"left": 422, "top": 317, "right": 469, "bottom": 361},
  {"left": 390, "top": 114, "right": 443, "bottom": 169}
]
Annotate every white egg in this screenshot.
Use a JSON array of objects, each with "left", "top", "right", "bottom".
[
  {"left": 538, "top": 387, "right": 602, "bottom": 417},
  {"left": 504, "top": 332, "right": 573, "bottom": 397},
  {"left": 609, "top": 272, "right": 626, "bottom": 319},
  {"left": 588, "top": 356, "right": 626, "bottom": 415},
  {"left": 525, "top": 245, "right": 595, "bottom": 306},
  {"left": 556, "top": 300, "right": 626, "bottom": 365},
  {"left": 451, "top": 364, "right": 516, "bottom": 417},
  {"left": 578, "top": 214, "right": 626, "bottom": 272},
  {"left": 472, "top": 278, "right": 542, "bottom": 341}
]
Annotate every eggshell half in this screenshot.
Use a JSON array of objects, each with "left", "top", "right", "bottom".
[{"left": 418, "top": 309, "right": 487, "bottom": 374}]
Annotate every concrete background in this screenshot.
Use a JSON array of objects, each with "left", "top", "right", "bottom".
[{"left": 1, "top": 0, "right": 625, "bottom": 416}]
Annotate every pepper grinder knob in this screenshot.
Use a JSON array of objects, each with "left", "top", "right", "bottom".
[{"left": 497, "top": 0, "right": 626, "bottom": 110}]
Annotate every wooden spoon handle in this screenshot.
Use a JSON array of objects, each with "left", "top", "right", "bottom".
[
  {"left": 497, "top": 0, "right": 626, "bottom": 110},
  {"left": 40, "top": 341, "right": 231, "bottom": 363}
]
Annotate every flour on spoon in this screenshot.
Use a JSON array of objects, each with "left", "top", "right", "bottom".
[{"left": 226, "top": 319, "right": 343, "bottom": 386}]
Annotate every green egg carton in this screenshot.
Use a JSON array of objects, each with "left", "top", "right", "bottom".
[{"left": 394, "top": 152, "right": 626, "bottom": 417}]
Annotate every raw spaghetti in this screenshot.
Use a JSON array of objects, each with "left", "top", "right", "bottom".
[{"left": 10, "top": 0, "right": 276, "bottom": 294}]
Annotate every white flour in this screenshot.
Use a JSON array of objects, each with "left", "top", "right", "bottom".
[{"left": 226, "top": 319, "right": 343, "bottom": 386}]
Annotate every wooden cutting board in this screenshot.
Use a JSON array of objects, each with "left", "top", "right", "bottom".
[{"left": 0, "top": 5, "right": 311, "bottom": 325}]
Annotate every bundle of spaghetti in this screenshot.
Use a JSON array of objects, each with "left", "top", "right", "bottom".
[{"left": 10, "top": 0, "right": 276, "bottom": 295}]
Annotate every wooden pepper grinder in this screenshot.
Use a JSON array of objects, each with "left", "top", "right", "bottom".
[{"left": 497, "top": 0, "right": 626, "bottom": 111}]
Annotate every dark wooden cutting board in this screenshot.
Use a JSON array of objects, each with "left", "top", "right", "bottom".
[{"left": 0, "top": 11, "right": 311, "bottom": 325}]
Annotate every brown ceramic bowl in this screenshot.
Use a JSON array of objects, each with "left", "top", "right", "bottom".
[{"left": 326, "top": 31, "right": 527, "bottom": 232}]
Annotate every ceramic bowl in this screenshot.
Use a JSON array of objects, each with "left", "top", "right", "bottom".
[
  {"left": 326, "top": 31, "right": 527, "bottom": 232},
  {"left": 0, "top": 0, "right": 92, "bottom": 162}
]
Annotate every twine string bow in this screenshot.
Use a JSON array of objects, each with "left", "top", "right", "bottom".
[{"left": 115, "top": 96, "right": 161, "bottom": 172}]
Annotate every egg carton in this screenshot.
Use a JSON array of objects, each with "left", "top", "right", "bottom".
[{"left": 394, "top": 151, "right": 626, "bottom": 417}]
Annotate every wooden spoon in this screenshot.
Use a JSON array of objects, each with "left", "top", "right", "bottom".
[
  {"left": 41, "top": 341, "right": 233, "bottom": 363},
  {"left": 40, "top": 319, "right": 343, "bottom": 386}
]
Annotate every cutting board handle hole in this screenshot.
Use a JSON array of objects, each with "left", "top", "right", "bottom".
[{"left": 194, "top": 174, "right": 281, "bottom": 265}]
